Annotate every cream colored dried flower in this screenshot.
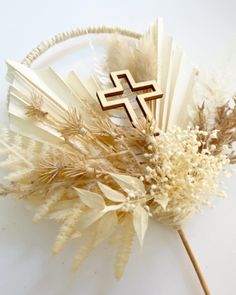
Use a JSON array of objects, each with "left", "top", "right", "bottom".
[{"left": 144, "top": 126, "right": 229, "bottom": 228}]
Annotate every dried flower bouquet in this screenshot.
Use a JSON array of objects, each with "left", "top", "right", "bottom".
[{"left": 0, "top": 21, "right": 235, "bottom": 290}]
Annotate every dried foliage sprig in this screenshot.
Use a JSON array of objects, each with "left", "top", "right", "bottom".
[{"left": 194, "top": 95, "right": 236, "bottom": 163}]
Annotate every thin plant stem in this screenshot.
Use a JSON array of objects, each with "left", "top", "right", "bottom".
[{"left": 178, "top": 229, "right": 211, "bottom": 295}]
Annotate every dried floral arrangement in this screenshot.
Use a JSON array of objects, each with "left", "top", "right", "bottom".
[{"left": 1, "top": 21, "right": 235, "bottom": 294}]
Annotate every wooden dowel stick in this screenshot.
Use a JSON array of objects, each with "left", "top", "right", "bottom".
[{"left": 177, "top": 229, "right": 211, "bottom": 295}]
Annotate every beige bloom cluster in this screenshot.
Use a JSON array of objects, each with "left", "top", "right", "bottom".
[{"left": 143, "top": 126, "right": 229, "bottom": 228}]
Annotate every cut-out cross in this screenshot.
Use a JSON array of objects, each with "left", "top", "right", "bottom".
[{"left": 96, "top": 69, "right": 163, "bottom": 125}]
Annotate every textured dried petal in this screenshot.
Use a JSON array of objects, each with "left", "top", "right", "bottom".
[
  {"left": 77, "top": 210, "right": 106, "bottom": 230},
  {"left": 95, "top": 211, "right": 118, "bottom": 245},
  {"left": 155, "top": 195, "right": 169, "bottom": 209},
  {"left": 98, "top": 182, "right": 126, "bottom": 202},
  {"left": 133, "top": 205, "right": 149, "bottom": 247},
  {"left": 110, "top": 173, "right": 145, "bottom": 193},
  {"left": 74, "top": 188, "right": 105, "bottom": 209}
]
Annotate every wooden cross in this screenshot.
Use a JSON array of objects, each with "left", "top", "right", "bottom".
[{"left": 96, "top": 69, "right": 163, "bottom": 125}]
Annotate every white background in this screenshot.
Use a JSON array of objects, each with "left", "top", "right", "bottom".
[{"left": 0, "top": 0, "right": 236, "bottom": 294}]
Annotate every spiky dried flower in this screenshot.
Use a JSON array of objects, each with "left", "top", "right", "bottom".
[
  {"left": 63, "top": 154, "right": 87, "bottom": 178},
  {"left": 25, "top": 93, "right": 48, "bottom": 120},
  {"left": 38, "top": 159, "right": 64, "bottom": 183},
  {"left": 56, "top": 108, "right": 86, "bottom": 139}
]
